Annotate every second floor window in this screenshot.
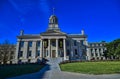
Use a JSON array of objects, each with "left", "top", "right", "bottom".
[
  {"left": 18, "top": 51, "right": 23, "bottom": 58},
  {"left": 28, "top": 51, "right": 32, "bottom": 57},
  {"left": 37, "top": 41, "right": 40, "bottom": 47},
  {"left": 66, "top": 41, "right": 69, "bottom": 46},
  {"left": 80, "top": 40, "right": 84, "bottom": 45},
  {"left": 36, "top": 50, "right": 40, "bottom": 57},
  {"left": 74, "top": 40, "right": 77, "bottom": 46},
  {"left": 52, "top": 41, "right": 56, "bottom": 46},
  {"left": 28, "top": 41, "right": 32, "bottom": 47},
  {"left": 20, "top": 41, "right": 24, "bottom": 47}
]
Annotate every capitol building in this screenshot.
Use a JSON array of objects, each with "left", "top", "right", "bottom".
[{"left": 15, "top": 14, "right": 106, "bottom": 63}]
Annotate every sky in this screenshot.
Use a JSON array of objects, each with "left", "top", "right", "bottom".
[{"left": 0, "top": 0, "right": 120, "bottom": 44}]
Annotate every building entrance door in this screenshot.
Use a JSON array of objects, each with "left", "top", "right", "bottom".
[{"left": 52, "top": 50, "right": 56, "bottom": 58}]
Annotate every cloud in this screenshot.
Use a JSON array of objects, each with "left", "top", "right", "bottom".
[
  {"left": 8, "top": 0, "right": 37, "bottom": 14},
  {"left": 8, "top": 0, "right": 22, "bottom": 13},
  {"left": 8, "top": 0, "right": 51, "bottom": 15},
  {"left": 39, "top": 0, "right": 50, "bottom": 14}
]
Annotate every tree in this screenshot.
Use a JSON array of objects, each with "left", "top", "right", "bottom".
[
  {"left": 104, "top": 39, "right": 120, "bottom": 59},
  {"left": 0, "top": 40, "right": 15, "bottom": 64}
]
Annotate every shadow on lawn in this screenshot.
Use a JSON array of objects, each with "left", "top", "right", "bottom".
[{"left": 6, "top": 63, "right": 51, "bottom": 79}]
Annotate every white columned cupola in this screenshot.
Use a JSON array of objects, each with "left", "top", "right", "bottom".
[{"left": 47, "top": 15, "right": 60, "bottom": 32}]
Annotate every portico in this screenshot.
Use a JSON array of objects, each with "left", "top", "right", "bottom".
[{"left": 41, "top": 36, "right": 67, "bottom": 60}]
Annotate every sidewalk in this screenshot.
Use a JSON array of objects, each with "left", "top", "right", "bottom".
[{"left": 8, "top": 59, "right": 120, "bottom": 79}]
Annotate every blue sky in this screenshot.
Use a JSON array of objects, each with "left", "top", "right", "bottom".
[{"left": 0, "top": 0, "right": 120, "bottom": 44}]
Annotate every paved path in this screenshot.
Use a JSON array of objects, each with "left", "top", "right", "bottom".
[{"left": 8, "top": 59, "right": 120, "bottom": 79}]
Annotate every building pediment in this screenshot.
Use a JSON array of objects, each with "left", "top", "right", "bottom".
[{"left": 40, "top": 30, "right": 67, "bottom": 36}]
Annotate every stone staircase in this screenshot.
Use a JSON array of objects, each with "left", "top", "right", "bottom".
[
  {"left": 47, "top": 57, "right": 63, "bottom": 64},
  {"left": 46, "top": 57, "right": 62, "bottom": 71}
]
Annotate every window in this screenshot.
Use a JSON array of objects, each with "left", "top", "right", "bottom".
[
  {"left": 75, "top": 49, "right": 77, "bottom": 55},
  {"left": 37, "top": 41, "right": 40, "bottom": 47},
  {"left": 36, "top": 50, "right": 40, "bottom": 57},
  {"left": 80, "top": 40, "right": 84, "bottom": 45},
  {"left": 20, "top": 41, "right": 24, "bottom": 47},
  {"left": 91, "top": 52, "right": 94, "bottom": 56},
  {"left": 74, "top": 40, "right": 77, "bottom": 46},
  {"left": 11, "top": 51, "right": 14, "bottom": 54},
  {"left": 95, "top": 53, "right": 98, "bottom": 56},
  {"left": 44, "top": 41, "right": 48, "bottom": 48},
  {"left": 28, "top": 41, "right": 32, "bottom": 47},
  {"left": 66, "top": 41, "right": 69, "bottom": 46},
  {"left": 28, "top": 51, "right": 32, "bottom": 57},
  {"left": 99, "top": 48, "right": 101, "bottom": 52},
  {"left": 98, "top": 43, "right": 100, "bottom": 46},
  {"left": 18, "top": 51, "right": 23, "bottom": 58},
  {"left": 67, "top": 50, "right": 70, "bottom": 56},
  {"left": 52, "top": 41, "right": 56, "bottom": 46},
  {"left": 10, "top": 56, "right": 14, "bottom": 59},
  {"left": 59, "top": 40, "right": 63, "bottom": 48},
  {"left": 95, "top": 49, "right": 97, "bottom": 52},
  {"left": 91, "top": 49, "right": 93, "bottom": 53}
]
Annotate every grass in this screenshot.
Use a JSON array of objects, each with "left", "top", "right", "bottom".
[
  {"left": 0, "top": 64, "right": 44, "bottom": 79},
  {"left": 60, "top": 61, "right": 120, "bottom": 75}
]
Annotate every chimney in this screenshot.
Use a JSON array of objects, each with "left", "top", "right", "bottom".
[
  {"left": 81, "top": 29, "right": 84, "bottom": 35},
  {"left": 20, "top": 30, "right": 24, "bottom": 36}
]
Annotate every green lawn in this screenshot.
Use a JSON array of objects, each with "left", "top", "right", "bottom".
[
  {"left": 0, "top": 64, "right": 44, "bottom": 79},
  {"left": 60, "top": 61, "right": 120, "bottom": 75}
]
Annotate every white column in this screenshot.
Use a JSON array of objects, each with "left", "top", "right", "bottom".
[
  {"left": 48, "top": 39, "right": 51, "bottom": 57},
  {"left": 93, "top": 48, "right": 96, "bottom": 57},
  {"left": 63, "top": 39, "right": 66, "bottom": 60},
  {"left": 31, "top": 41, "right": 36, "bottom": 62},
  {"left": 23, "top": 41, "right": 28, "bottom": 62},
  {"left": 40, "top": 39, "right": 42, "bottom": 58},
  {"left": 86, "top": 48, "right": 91, "bottom": 60},
  {"left": 101, "top": 48, "right": 104, "bottom": 55},
  {"left": 43, "top": 40, "right": 44, "bottom": 58},
  {"left": 70, "top": 39, "right": 74, "bottom": 57},
  {"left": 97, "top": 48, "right": 100, "bottom": 58},
  {"left": 15, "top": 41, "right": 20, "bottom": 63},
  {"left": 56, "top": 39, "right": 58, "bottom": 57}
]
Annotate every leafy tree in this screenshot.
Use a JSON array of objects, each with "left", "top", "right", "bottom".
[
  {"left": 0, "top": 40, "right": 15, "bottom": 64},
  {"left": 104, "top": 39, "right": 120, "bottom": 59}
]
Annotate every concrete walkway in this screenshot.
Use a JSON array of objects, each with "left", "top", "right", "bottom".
[{"left": 8, "top": 59, "right": 120, "bottom": 79}]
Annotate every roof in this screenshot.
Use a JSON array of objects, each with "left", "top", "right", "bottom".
[
  {"left": 88, "top": 42, "right": 107, "bottom": 44},
  {"left": 40, "top": 30, "right": 67, "bottom": 36},
  {"left": 68, "top": 34, "right": 87, "bottom": 38},
  {"left": 17, "top": 34, "right": 40, "bottom": 39}
]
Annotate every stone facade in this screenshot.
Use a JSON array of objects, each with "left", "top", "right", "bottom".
[
  {"left": 15, "top": 14, "right": 106, "bottom": 63},
  {"left": 87, "top": 42, "right": 107, "bottom": 60}
]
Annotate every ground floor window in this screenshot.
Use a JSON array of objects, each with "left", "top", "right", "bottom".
[
  {"left": 18, "top": 51, "right": 23, "bottom": 58},
  {"left": 36, "top": 50, "right": 40, "bottom": 57},
  {"left": 27, "top": 51, "right": 32, "bottom": 58},
  {"left": 75, "top": 49, "right": 77, "bottom": 55},
  {"left": 67, "top": 49, "right": 70, "bottom": 56}
]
